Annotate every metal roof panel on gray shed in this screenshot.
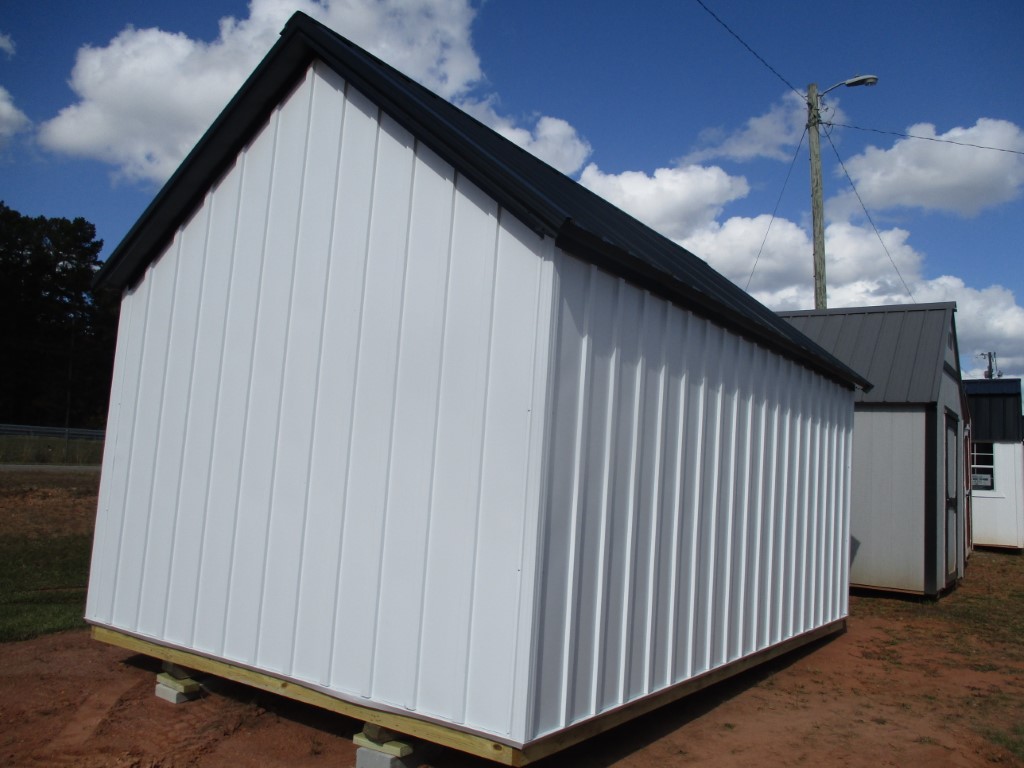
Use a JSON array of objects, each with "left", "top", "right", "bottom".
[{"left": 778, "top": 303, "right": 959, "bottom": 404}]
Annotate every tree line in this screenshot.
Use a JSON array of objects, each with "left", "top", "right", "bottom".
[{"left": 1, "top": 201, "right": 119, "bottom": 429}]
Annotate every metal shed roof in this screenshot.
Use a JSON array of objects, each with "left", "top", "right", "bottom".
[
  {"left": 94, "top": 11, "right": 868, "bottom": 391},
  {"left": 778, "top": 303, "right": 959, "bottom": 404},
  {"left": 964, "top": 378, "right": 1024, "bottom": 441}
]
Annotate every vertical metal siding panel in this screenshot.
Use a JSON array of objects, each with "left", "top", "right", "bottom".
[
  {"left": 332, "top": 113, "right": 415, "bottom": 696},
  {"left": 257, "top": 67, "right": 341, "bottom": 675},
  {"left": 137, "top": 202, "right": 211, "bottom": 637},
  {"left": 694, "top": 322, "right": 724, "bottom": 676},
  {"left": 741, "top": 344, "right": 769, "bottom": 656},
  {"left": 223, "top": 73, "right": 314, "bottom": 665},
  {"left": 163, "top": 164, "right": 243, "bottom": 646},
  {"left": 729, "top": 341, "right": 757, "bottom": 662},
  {"left": 711, "top": 332, "right": 739, "bottom": 668},
  {"left": 87, "top": 288, "right": 144, "bottom": 624},
  {"left": 678, "top": 315, "right": 707, "bottom": 679},
  {"left": 759, "top": 353, "right": 783, "bottom": 648},
  {"left": 111, "top": 233, "right": 180, "bottom": 630},
  {"left": 372, "top": 142, "right": 455, "bottom": 707},
  {"left": 464, "top": 211, "right": 545, "bottom": 732},
  {"left": 531, "top": 252, "right": 587, "bottom": 737},
  {"left": 415, "top": 177, "right": 498, "bottom": 718},
  {"left": 599, "top": 283, "right": 644, "bottom": 709},
  {"left": 652, "top": 304, "right": 687, "bottom": 688},
  {"left": 770, "top": 360, "right": 794, "bottom": 646},
  {"left": 294, "top": 81, "right": 376, "bottom": 685},
  {"left": 567, "top": 266, "right": 611, "bottom": 724},
  {"left": 193, "top": 110, "right": 278, "bottom": 655}
]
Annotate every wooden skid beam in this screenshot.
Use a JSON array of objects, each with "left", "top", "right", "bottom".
[{"left": 92, "top": 619, "right": 845, "bottom": 766}]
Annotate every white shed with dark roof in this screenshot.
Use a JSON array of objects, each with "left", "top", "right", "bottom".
[
  {"left": 964, "top": 378, "right": 1024, "bottom": 550},
  {"left": 780, "top": 302, "right": 967, "bottom": 596},
  {"left": 87, "top": 12, "right": 866, "bottom": 765}
]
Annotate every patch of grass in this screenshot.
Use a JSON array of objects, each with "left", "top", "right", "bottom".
[
  {"left": 0, "top": 435, "right": 104, "bottom": 465},
  {"left": 984, "top": 723, "right": 1024, "bottom": 761},
  {"left": 0, "top": 534, "right": 92, "bottom": 641}
]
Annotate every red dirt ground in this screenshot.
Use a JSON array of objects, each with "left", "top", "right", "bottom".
[{"left": 1, "top": 469, "right": 1022, "bottom": 767}]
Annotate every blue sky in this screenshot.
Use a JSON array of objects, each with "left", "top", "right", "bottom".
[{"left": 2, "top": 1, "right": 1023, "bottom": 376}]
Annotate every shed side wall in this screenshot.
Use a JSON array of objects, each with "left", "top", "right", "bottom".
[
  {"left": 529, "top": 252, "right": 854, "bottom": 739},
  {"left": 86, "top": 62, "right": 555, "bottom": 742},
  {"left": 848, "top": 408, "right": 925, "bottom": 592},
  {"left": 971, "top": 442, "right": 1024, "bottom": 548}
]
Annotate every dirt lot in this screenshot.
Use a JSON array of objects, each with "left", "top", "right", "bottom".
[{"left": 1, "top": 469, "right": 1022, "bottom": 767}]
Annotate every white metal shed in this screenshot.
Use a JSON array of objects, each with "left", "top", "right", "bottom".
[
  {"left": 87, "top": 12, "right": 866, "bottom": 764},
  {"left": 965, "top": 378, "right": 1024, "bottom": 549}
]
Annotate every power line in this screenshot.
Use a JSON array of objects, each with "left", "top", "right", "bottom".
[
  {"left": 823, "top": 130, "right": 917, "bottom": 303},
  {"left": 693, "top": 0, "right": 803, "bottom": 99},
  {"left": 746, "top": 127, "right": 807, "bottom": 291},
  {"left": 829, "top": 122, "right": 1024, "bottom": 156}
]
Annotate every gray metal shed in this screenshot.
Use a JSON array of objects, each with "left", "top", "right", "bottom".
[
  {"left": 779, "top": 303, "right": 967, "bottom": 595},
  {"left": 85, "top": 12, "right": 866, "bottom": 764},
  {"left": 964, "top": 378, "right": 1024, "bottom": 549}
]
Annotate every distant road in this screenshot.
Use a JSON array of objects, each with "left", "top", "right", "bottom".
[{"left": 0, "top": 464, "right": 101, "bottom": 472}]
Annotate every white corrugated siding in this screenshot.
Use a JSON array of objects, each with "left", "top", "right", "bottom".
[
  {"left": 529, "top": 253, "right": 853, "bottom": 738},
  {"left": 86, "top": 62, "right": 555, "bottom": 740}
]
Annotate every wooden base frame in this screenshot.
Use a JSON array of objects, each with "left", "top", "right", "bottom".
[{"left": 93, "top": 619, "right": 845, "bottom": 766}]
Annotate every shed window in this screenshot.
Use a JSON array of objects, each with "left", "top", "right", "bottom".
[{"left": 971, "top": 441, "right": 995, "bottom": 491}]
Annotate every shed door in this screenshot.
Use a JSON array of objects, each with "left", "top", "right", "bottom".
[{"left": 945, "top": 414, "right": 959, "bottom": 580}]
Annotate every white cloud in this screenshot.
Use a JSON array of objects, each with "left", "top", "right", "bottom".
[
  {"left": 0, "top": 86, "right": 30, "bottom": 146},
  {"left": 0, "top": 32, "right": 14, "bottom": 58},
  {"left": 458, "top": 97, "right": 591, "bottom": 175},
  {"left": 683, "top": 92, "right": 821, "bottom": 163},
  {"left": 578, "top": 162, "right": 749, "bottom": 239},
  {"left": 834, "top": 118, "right": 1024, "bottom": 217},
  {"left": 38, "top": 0, "right": 485, "bottom": 184}
]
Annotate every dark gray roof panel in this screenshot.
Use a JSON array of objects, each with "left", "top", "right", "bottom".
[
  {"left": 93, "top": 12, "right": 869, "bottom": 391},
  {"left": 778, "top": 303, "right": 959, "bottom": 404}
]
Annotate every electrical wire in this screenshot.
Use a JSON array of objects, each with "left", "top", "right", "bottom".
[
  {"left": 823, "top": 131, "right": 917, "bottom": 303},
  {"left": 745, "top": 127, "right": 807, "bottom": 291},
  {"left": 829, "top": 122, "right": 1024, "bottom": 156},
  {"left": 693, "top": 0, "right": 804, "bottom": 99}
]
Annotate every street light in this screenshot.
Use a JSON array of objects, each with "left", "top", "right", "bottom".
[{"left": 807, "top": 74, "right": 878, "bottom": 309}]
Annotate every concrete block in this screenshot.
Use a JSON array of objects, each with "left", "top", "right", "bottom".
[
  {"left": 355, "top": 746, "right": 420, "bottom": 768},
  {"left": 154, "top": 682, "right": 197, "bottom": 704}
]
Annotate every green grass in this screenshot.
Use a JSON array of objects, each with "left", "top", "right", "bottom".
[
  {"left": 985, "top": 723, "right": 1024, "bottom": 761},
  {"left": 0, "top": 435, "right": 104, "bottom": 465},
  {"left": 0, "top": 534, "right": 92, "bottom": 641}
]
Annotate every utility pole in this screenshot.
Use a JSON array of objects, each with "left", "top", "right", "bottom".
[
  {"left": 805, "top": 75, "right": 878, "bottom": 311},
  {"left": 807, "top": 83, "right": 827, "bottom": 310}
]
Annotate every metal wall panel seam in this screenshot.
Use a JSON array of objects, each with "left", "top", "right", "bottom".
[
  {"left": 715, "top": 332, "right": 740, "bottom": 667},
  {"left": 588, "top": 274, "right": 621, "bottom": 716},
  {"left": 641, "top": 302, "right": 670, "bottom": 694},
  {"left": 366, "top": 117, "right": 418, "bottom": 698},
  {"left": 219, "top": 106, "right": 282, "bottom": 658},
  {"left": 187, "top": 141, "right": 245, "bottom": 651},
  {"left": 187, "top": 137, "right": 244, "bottom": 651},
  {"left": 270, "top": 65, "right": 340, "bottom": 675},
  {"left": 681, "top": 315, "right": 707, "bottom": 680},
  {"left": 455, "top": 200, "right": 502, "bottom": 725},
  {"left": 327, "top": 98, "right": 382, "bottom": 686},
  {"left": 663, "top": 308, "right": 688, "bottom": 684},
  {"left": 615, "top": 293, "right": 649, "bottom": 701},
  {"left": 407, "top": 159, "right": 459, "bottom": 709},
  {"left": 321, "top": 88, "right": 379, "bottom": 686},
  {"left": 743, "top": 345, "right": 769, "bottom": 656},
  {"left": 760, "top": 352, "right": 782, "bottom": 649},
  {"left": 123, "top": 229, "right": 183, "bottom": 630},
  {"left": 770, "top": 359, "right": 793, "bottom": 647},
  {"left": 510, "top": 236, "right": 557, "bottom": 743},
  {"left": 558, "top": 262, "right": 592, "bottom": 727},
  {"left": 159, "top": 190, "right": 216, "bottom": 638},
  {"left": 288, "top": 64, "right": 348, "bottom": 680},
  {"left": 731, "top": 345, "right": 756, "bottom": 662},
  {"left": 696, "top": 322, "right": 724, "bottom": 675}
]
